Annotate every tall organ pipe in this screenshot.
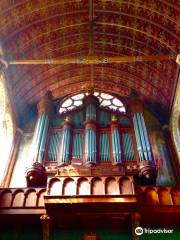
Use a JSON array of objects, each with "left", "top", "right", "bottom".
[
  {"left": 58, "top": 120, "right": 72, "bottom": 166},
  {"left": 26, "top": 91, "right": 53, "bottom": 187},
  {"left": 129, "top": 98, "right": 155, "bottom": 180},
  {"left": 84, "top": 94, "right": 99, "bottom": 165},
  {"left": 111, "top": 120, "right": 122, "bottom": 164}
]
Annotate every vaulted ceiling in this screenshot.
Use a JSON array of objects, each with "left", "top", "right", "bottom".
[{"left": 0, "top": 0, "right": 179, "bottom": 125}]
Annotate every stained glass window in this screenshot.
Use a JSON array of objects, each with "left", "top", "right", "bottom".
[{"left": 59, "top": 91, "right": 125, "bottom": 114}]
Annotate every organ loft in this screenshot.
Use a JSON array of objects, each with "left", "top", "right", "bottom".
[{"left": 0, "top": 1, "right": 180, "bottom": 240}]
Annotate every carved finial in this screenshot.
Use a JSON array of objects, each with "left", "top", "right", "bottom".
[
  {"left": 87, "top": 85, "right": 94, "bottom": 95},
  {"left": 64, "top": 116, "right": 71, "bottom": 123},
  {"left": 111, "top": 115, "right": 118, "bottom": 122}
]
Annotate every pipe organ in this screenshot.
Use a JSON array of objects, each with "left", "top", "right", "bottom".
[{"left": 26, "top": 91, "right": 156, "bottom": 187}]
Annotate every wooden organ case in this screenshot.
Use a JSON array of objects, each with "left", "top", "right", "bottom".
[{"left": 26, "top": 91, "right": 156, "bottom": 190}]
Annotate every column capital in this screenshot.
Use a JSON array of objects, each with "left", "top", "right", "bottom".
[
  {"left": 40, "top": 214, "right": 51, "bottom": 222},
  {"left": 37, "top": 91, "right": 53, "bottom": 115},
  {"left": 40, "top": 214, "right": 51, "bottom": 240}
]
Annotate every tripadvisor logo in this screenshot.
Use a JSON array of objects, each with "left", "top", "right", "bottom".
[
  {"left": 135, "top": 227, "right": 174, "bottom": 235},
  {"left": 135, "top": 227, "right": 143, "bottom": 236}
]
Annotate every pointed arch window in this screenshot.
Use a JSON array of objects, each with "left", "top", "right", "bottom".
[{"left": 0, "top": 74, "right": 14, "bottom": 185}]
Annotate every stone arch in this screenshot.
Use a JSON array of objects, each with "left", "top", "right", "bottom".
[{"left": 170, "top": 69, "right": 180, "bottom": 163}]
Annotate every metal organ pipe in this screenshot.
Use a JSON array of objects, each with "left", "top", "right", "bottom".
[
  {"left": 38, "top": 115, "right": 49, "bottom": 163},
  {"left": 31, "top": 92, "right": 53, "bottom": 163},
  {"left": 58, "top": 120, "right": 72, "bottom": 166},
  {"left": 140, "top": 113, "right": 152, "bottom": 161},
  {"left": 111, "top": 119, "right": 122, "bottom": 164},
  {"left": 84, "top": 95, "right": 99, "bottom": 165},
  {"left": 129, "top": 98, "right": 155, "bottom": 181},
  {"left": 122, "top": 133, "right": 134, "bottom": 161},
  {"left": 133, "top": 115, "right": 143, "bottom": 161},
  {"left": 25, "top": 91, "right": 53, "bottom": 187}
]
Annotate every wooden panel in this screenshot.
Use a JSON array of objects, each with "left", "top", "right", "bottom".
[
  {"left": 119, "top": 177, "right": 133, "bottom": 194},
  {"left": 25, "top": 190, "right": 37, "bottom": 207},
  {"left": 78, "top": 178, "right": 90, "bottom": 195},
  {"left": 171, "top": 187, "right": 180, "bottom": 205},
  {"left": 12, "top": 191, "right": 24, "bottom": 207},
  {"left": 63, "top": 179, "right": 76, "bottom": 196},
  {"left": 38, "top": 190, "right": 46, "bottom": 207},
  {"left": 158, "top": 188, "right": 173, "bottom": 205},
  {"left": 0, "top": 191, "right": 12, "bottom": 207},
  {"left": 145, "top": 188, "right": 159, "bottom": 205},
  {"left": 92, "top": 178, "right": 104, "bottom": 195},
  {"left": 49, "top": 179, "right": 62, "bottom": 195},
  {"left": 106, "top": 178, "right": 119, "bottom": 195}
]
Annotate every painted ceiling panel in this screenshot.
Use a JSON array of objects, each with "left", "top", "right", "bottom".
[{"left": 0, "top": 0, "right": 179, "bottom": 125}]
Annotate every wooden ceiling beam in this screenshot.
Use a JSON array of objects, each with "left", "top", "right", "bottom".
[{"left": 8, "top": 55, "right": 176, "bottom": 65}]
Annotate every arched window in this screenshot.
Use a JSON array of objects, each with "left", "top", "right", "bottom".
[
  {"left": 0, "top": 74, "right": 14, "bottom": 185},
  {"left": 59, "top": 91, "right": 126, "bottom": 114}
]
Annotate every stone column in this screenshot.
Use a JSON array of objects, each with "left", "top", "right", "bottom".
[
  {"left": 129, "top": 98, "right": 156, "bottom": 180},
  {"left": 40, "top": 214, "right": 51, "bottom": 240},
  {"left": 26, "top": 91, "right": 53, "bottom": 187},
  {"left": 84, "top": 95, "right": 99, "bottom": 166},
  {"left": 170, "top": 54, "right": 180, "bottom": 177},
  {"left": 162, "top": 125, "right": 180, "bottom": 184},
  {"left": 110, "top": 115, "right": 122, "bottom": 164},
  {"left": 2, "top": 128, "right": 23, "bottom": 187}
]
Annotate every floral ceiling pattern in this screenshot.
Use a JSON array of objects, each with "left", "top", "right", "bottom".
[{"left": 0, "top": 0, "right": 179, "bottom": 124}]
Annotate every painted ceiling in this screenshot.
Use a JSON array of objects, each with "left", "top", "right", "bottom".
[{"left": 0, "top": 0, "right": 179, "bottom": 125}]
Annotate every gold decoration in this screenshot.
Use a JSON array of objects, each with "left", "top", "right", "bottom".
[
  {"left": 64, "top": 116, "right": 71, "bottom": 122},
  {"left": 111, "top": 115, "right": 118, "bottom": 122},
  {"left": 40, "top": 214, "right": 50, "bottom": 221}
]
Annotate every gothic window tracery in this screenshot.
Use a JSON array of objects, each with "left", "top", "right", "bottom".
[{"left": 59, "top": 91, "right": 126, "bottom": 114}]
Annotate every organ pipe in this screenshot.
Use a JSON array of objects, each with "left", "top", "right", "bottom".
[
  {"left": 58, "top": 118, "right": 72, "bottom": 166},
  {"left": 122, "top": 133, "right": 134, "bottom": 161},
  {"left": 84, "top": 95, "right": 99, "bottom": 165},
  {"left": 72, "top": 133, "right": 82, "bottom": 158},
  {"left": 26, "top": 91, "right": 53, "bottom": 187},
  {"left": 32, "top": 91, "right": 53, "bottom": 163},
  {"left": 110, "top": 117, "right": 122, "bottom": 164},
  {"left": 129, "top": 98, "right": 156, "bottom": 180},
  {"left": 99, "top": 133, "right": 110, "bottom": 161},
  {"left": 48, "top": 132, "right": 61, "bottom": 161}
]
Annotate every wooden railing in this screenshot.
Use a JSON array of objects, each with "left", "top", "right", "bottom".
[
  {"left": 135, "top": 186, "right": 180, "bottom": 205},
  {"left": 47, "top": 176, "right": 134, "bottom": 196},
  {"left": 0, "top": 185, "right": 179, "bottom": 211},
  {"left": 0, "top": 188, "right": 46, "bottom": 208}
]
